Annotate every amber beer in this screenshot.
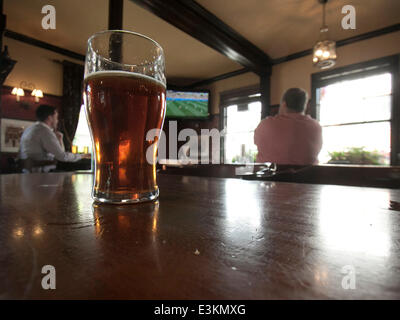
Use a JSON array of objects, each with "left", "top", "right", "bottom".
[{"left": 84, "top": 71, "right": 166, "bottom": 203}]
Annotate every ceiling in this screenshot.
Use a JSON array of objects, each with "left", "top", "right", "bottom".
[
  {"left": 3, "top": 0, "right": 242, "bottom": 82},
  {"left": 4, "top": 0, "right": 400, "bottom": 82},
  {"left": 198, "top": 0, "right": 400, "bottom": 59}
]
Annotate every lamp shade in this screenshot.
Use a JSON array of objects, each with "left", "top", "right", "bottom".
[
  {"left": 313, "top": 0, "right": 337, "bottom": 69},
  {"left": 11, "top": 87, "right": 25, "bottom": 96},
  {"left": 32, "top": 89, "right": 44, "bottom": 98},
  {"left": 313, "top": 39, "right": 337, "bottom": 69}
]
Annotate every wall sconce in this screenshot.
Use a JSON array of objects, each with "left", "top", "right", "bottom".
[
  {"left": 11, "top": 87, "right": 25, "bottom": 101},
  {"left": 31, "top": 89, "right": 44, "bottom": 102},
  {"left": 11, "top": 81, "right": 44, "bottom": 103}
]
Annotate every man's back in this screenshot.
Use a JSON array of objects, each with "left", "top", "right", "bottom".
[
  {"left": 20, "top": 122, "right": 53, "bottom": 161},
  {"left": 254, "top": 113, "right": 322, "bottom": 165},
  {"left": 20, "top": 121, "right": 82, "bottom": 163}
]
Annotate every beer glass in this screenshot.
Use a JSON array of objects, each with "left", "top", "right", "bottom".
[{"left": 84, "top": 30, "right": 166, "bottom": 204}]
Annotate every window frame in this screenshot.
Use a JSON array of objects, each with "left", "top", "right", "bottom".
[{"left": 311, "top": 55, "right": 400, "bottom": 166}]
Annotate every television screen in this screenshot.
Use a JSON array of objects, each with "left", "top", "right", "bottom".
[{"left": 166, "top": 90, "right": 210, "bottom": 119}]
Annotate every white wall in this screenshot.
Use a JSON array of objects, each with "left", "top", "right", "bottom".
[{"left": 3, "top": 37, "right": 83, "bottom": 96}]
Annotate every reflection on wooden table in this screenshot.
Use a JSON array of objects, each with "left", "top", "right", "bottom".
[{"left": 0, "top": 172, "right": 399, "bottom": 299}]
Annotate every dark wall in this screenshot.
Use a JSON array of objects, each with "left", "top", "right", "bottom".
[
  {"left": 1, "top": 86, "right": 63, "bottom": 120},
  {"left": 0, "top": 86, "right": 63, "bottom": 172}
]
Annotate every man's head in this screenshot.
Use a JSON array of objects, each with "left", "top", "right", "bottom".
[
  {"left": 36, "top": 104, "right": 58, "bottom": 130},
  {"left": 280, "top": 88, "right": 308, "bottom": 114}
]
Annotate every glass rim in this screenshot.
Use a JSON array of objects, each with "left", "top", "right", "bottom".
[{"left": 87, "top": 29, "right": 165, "bottom": 59}]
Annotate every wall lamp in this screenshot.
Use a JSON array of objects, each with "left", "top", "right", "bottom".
[{"left": 11, "top": 81, "right": 44, "bottom": 102}]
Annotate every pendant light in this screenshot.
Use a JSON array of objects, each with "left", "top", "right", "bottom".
[{"left": 313, "top": 0, "right": 337, "bottom": 69}]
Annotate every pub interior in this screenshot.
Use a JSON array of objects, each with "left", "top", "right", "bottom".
[{"left": 0, "top": 0, "right": 400, "bottom": 301}]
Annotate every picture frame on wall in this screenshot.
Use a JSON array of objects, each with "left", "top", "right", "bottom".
[{"left": 0, "top": 118, "right": 35, "bottom": 153}]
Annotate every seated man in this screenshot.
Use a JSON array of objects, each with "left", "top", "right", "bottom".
[
  {"left": 19, "top": 104, "right": 90, "bottom": 172},
  {"left": 254, "top": 88, "right": 322, "bottom": 165}
]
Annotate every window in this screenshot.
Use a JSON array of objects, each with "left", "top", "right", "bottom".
[
  {"left": 72, "top": 105, "right": 92, "bottom": 153},
  {"left": 224, "top": 102, "right": 261, "bottom": 163},
  {"left": 312, "top": 56, "right": 399, "bottom": 166},
  {"left": 219, "top": 87, "right": 262, "bottom": 164},
  {"left": 317, "top": 73, "right": 392, "bottom": 165}
]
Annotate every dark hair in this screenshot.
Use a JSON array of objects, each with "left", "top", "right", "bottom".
[
  {"left": 36, "top": 104, "right": 57, "bottom": 122},
  {"left": 281, "top": 88, "right": 308, "bottom": 113}
]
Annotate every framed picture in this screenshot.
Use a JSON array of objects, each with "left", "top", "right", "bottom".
[{"left": 1, "top": 118, "right": 35, "bottom": 153}]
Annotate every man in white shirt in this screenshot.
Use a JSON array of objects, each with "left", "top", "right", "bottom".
[{"left": 19, "top": 104, "right": 90, "bottom": 172}]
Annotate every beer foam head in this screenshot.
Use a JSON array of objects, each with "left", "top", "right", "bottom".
[{"left": 84, "top": 71, "right": 166, "bottom": 88}]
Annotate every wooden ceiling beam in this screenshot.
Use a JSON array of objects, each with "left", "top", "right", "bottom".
[
  {"left": 130, "top": 0, "right": 271, "bottom": 76},
  {"left": 4, "top": 29, "right": 85, "bottom": 61}
]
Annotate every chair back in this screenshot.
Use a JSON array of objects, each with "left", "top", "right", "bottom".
[{"left": 19, "top": 158, "right": 57, "bottom": 173}]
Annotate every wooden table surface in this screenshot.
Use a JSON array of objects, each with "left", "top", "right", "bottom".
[{"left": 1, "top": 172, "right": 400, "bottom": 299}]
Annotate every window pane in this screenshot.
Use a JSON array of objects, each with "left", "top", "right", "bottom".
[
  {"left": 224, "top": 102, "right": 261, "bottom": 163},
  {"left": 72, "top": 105, "right": 92, "bottom": 153},
  {"left": 224, "top": 131, "right": 258, "bottom": 164},
  {"left": 319, "top": 122, "right": 390, "bottom": 165},
  {"left": 226, "top": 102, "right": 261, "bottom": 133},
  {"left": 319, "top": 73, "right": 392, "bottom": 126}
]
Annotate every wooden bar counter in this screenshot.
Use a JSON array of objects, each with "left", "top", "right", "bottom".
[{"left": 0, "top": 172, "right": 400, "bottom": 299}]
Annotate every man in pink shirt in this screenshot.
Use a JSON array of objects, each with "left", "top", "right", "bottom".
[{"left": 254, "top": 88, "right": 322, "bottom": 165}]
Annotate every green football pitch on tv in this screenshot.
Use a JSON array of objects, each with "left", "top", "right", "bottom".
[{"left": 166, "top": 100, "right": 208, "bottom": 118}]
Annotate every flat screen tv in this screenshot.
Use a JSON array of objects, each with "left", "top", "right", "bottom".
[{"left": 166, "top": 89, "right": 210, "bottom": 119}]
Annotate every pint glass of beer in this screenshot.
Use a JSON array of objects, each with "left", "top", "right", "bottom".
[{"left": 84, "top": 30, "right": 166, "bottom": 204}]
